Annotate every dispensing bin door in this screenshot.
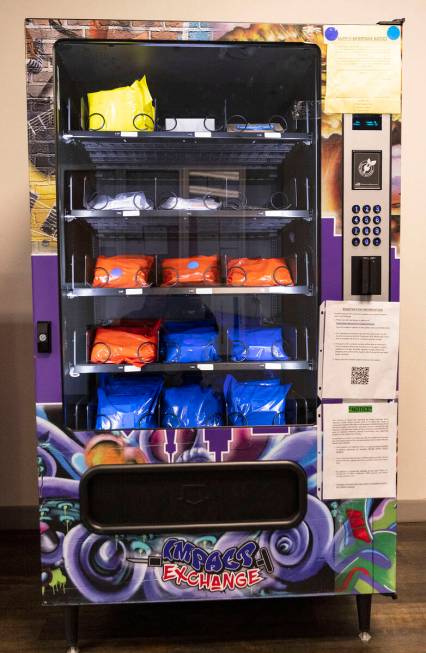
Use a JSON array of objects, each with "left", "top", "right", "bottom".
[{"left": 80, "top": 461, "right": 307, "bottom": 533}]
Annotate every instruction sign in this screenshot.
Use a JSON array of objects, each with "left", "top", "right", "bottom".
[
  {"left": 324, "top": 24, "right": 402, "bottom": 114},
  {"left": 322, "top": 401, "right": 397, "bottom": 499},
  {"left": 321, "top": 300, "right": 399, "bottom": 399}
]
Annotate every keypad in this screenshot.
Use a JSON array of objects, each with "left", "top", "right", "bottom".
[{"left": 349, "top": 202, "right": 384, "bottom": 248}]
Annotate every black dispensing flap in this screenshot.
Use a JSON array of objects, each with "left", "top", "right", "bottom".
[
  {"left": 80, "top": 461, "right": 307, "bottom": 533},
  {"left": 351, "top": 256, "right": 382, "bottom": 296}
]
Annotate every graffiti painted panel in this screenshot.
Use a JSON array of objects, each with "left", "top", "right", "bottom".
[{"left": 37, "top": 413, "right": 395, "bottom": 605}]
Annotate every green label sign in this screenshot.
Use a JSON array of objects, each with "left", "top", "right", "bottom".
[{"left": 348, "top": 405, "right": 373, "bottom": 413}]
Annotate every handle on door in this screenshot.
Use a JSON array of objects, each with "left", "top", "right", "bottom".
[{"left": 37, "top": 321, "right": 52, "bottom": 354}]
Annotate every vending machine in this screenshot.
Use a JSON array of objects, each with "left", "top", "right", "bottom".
[{"left": 26, "top": 18, "right": 402, "bottom": 652}]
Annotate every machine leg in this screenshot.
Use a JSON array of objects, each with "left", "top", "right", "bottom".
[
  {"left": 65, "top": 605, "right": 80, "bottom": 653},
  {"left": 356, "top": 594, "right": 372, "bottom": 642}
]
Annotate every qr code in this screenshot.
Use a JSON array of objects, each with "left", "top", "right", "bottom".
[{"left": 351, "top": 366, "right": 370, "bottom": 385}]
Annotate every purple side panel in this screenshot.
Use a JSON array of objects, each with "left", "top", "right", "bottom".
[
  {"left": 31, "top": 255, "right": 62, "bottom": 403},
  {"left": 390, "top": 246, "right": 400, "bottom": 302},
  {"left": 321, "top": 217, "right": 342, "bottom": 301}
]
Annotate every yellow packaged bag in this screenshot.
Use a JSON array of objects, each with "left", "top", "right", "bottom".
[{"left": 88, "top": 75, "right": 155, "bottom": 132}]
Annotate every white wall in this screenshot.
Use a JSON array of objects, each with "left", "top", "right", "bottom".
[{"left": 0, "top": 0, "right": 425, "bottom": 510}]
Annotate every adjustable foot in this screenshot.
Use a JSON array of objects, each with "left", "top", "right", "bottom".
[
  {"left": 356, "top": 594, "right": 372, "bottom": 642},
  {"left": 65, "top": 605, "right": 79, "bottom": 652}
]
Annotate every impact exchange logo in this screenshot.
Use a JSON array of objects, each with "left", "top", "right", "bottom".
[{"left": 128, "top": 537, "right": 274, "bottom": 592}]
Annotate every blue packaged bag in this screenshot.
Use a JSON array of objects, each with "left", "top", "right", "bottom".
[
  {"left": 161, "top": 321, "right": 220, "bottom": 363},
  {"left": 161, "top": 384, "right": 223, "bottom": 428},
  {"left": 224, "top": 375, "right": 291, "bottom": 426},
  {"left": 96, "top": 375, "right": 163, "bottom": 430},
  {"left": 227, "top": 326, "right": 289, "bottom": 362},
  {"left": 163, "top": 320, "right": 217, "bottom": 333}
]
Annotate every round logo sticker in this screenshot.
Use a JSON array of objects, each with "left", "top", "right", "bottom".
[
  {"left": 188, "top": 261, "right": 199, "bottom": 269},
  {"left": 325, "top": 26, "right": 339, "bottom": 42},
  {"left": 387, "top": 26, "right": 400, "bottom": 40},
  {"left": 110, "top": 267, "right": 122, "bottom": 278}
]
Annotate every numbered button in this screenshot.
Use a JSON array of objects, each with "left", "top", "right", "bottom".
[
  {"left": 363, "top": 226, "right": 371, "bottom": 235},
  {"left": 363, "top": 204, "right": 371, "bottom": 213},
  {"left": 373, "top": 215, "right": 381, "bottom": 224},
  {"left": 352, "top": 237, "right": 360, "bottom": 247},
  {"left": 352, "top": 215, "right": 360, "bottom": 224},
  {"left": 373, "top": 204, "right": 381, "bottom": 213},
  {"left": 362, "top": 216, "right": 371, "bottom": 224},
  {"left": 352, "top": 204, "right": 361, "bottom": 214},
  {"left": 373, "top": 226, "right": 381, "bottom": 235},
  {"left": 362, "top": 237, "right": 371, "bottom": 246},
  {"left": 373, "top": 237, "right": 381, "bottom": 246},
  {"left": 352, "top": 226, "right": 360, "bottom": 235}
]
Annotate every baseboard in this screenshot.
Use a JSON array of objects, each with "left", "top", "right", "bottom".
[
  {"left": 398, "top": 499, "right": 426, "bottom": 522},
  {"left": 0, "top": 500, "right": 425, "bottom": 530}
]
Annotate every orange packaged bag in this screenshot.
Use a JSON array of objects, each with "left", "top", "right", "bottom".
[
  {"left": 161, "top": 255, "right": 220, "bottom": 286},
  {"left": 90, "top": 321, "right": 161, "bottom": 367},
  {"left": 227, "top": 257, "right": 293, "bottom": 287},
  {"left": 92, "top": 255, "right": 154, "bottom": 288}
]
